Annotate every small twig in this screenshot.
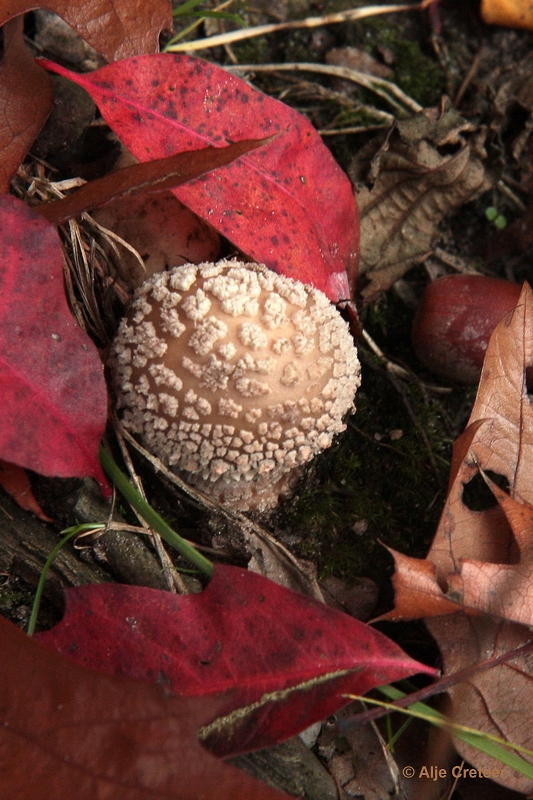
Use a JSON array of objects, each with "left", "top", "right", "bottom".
[
  {"left": 113, "top": 418, "right": 324, "bottom": 598},
  {"left": 259, "top": 74, "right": 395, "bottom": 132},
  {"left": 85, "top": 214, "right": 147, "bottom": 279},
  {"left": 359, "top": 330, "right": 448, "bottom": 483},
  {"left": 166, "top": 2, "right": 425, "bottom": 53},
  {"left": 454, "top": 45, "right": 484, "bottom": 107},
  {"left": 389, "top": 368, "right": 444, "bottom": 484},
  {"left": 115, "top": 430, "right": 185, "bottom": 592},
  {"left": 338, "top": 638, "right": 533, "bottom": 730},
  {"left": 497, "top": 178, "right": 528, "bottom": 213},
  {"left": 227, "top": 63, "right": 421, "bottom": 115},
  {"left": 319, "top": 124, "right": 391, "bottom": 136},
  {"left": 349, "top": 422, "right": 410, "bottom": 458},
  {"left": 360, "top": 328, "right": 452, "bottom": 394},
  {"left": 431, "top": 247, "right": 479, "bottom": 275},
  {"left": 361, "top": 328, "right": 411, "bottom": 380}
]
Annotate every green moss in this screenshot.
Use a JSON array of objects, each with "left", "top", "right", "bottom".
[
  {"left": 0, "top": 577, "right": 34, "bottom": 629},
  {"left": 389, "top": 39, "right": 444, "bottom": 108},
  {"left": 0, "top": 587, "right": 26, "bottom": 608},
  {"left": 283, "top": 291, "right": 473, "bottom": 593},
  {"left": 287, "top": 371, "right": 451, "bottom": 589},
  {"left": 348, "top": 17, "right": 445, "bottom": 109},
  {"left": 232, "top": 35, "right": 271, "bottom": 64}
]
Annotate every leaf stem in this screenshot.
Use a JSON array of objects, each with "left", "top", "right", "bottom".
[{"left": 99, "top": 445, "right": 214, "bottom": 578}]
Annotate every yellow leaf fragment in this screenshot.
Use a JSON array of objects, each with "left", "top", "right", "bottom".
[{"left": 481, "top": 0, "right": 533, "bottom": 30}]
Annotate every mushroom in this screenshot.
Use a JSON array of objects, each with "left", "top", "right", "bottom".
[{"left": 110, "top": 259, "right": 361, "bottom": 511}]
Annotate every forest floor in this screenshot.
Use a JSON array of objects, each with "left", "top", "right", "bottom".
[{"left": 3, "top": 1, "right": 533, "bottom": 798}]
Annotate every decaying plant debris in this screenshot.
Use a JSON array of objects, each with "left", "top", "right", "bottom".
[{"left": 3, "top": 0, "right": 533, "bottom": 798}]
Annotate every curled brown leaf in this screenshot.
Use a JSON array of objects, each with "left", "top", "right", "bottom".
[{"left": 350, "top": 100, "right": 491, "bottom": 301}]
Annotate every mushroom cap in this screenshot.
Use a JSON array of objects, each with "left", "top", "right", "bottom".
[{"left": 110, "top": 260, "right": 361, "bottom": 510}]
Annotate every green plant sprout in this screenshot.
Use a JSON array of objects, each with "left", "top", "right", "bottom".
[
  {"left": 27, "top": 522, "right": 105, "bottom": 636},
  {"left": 28, "top": 448, "right": 214, "bottom": 634},
  {"left": 485, "top": 206, "right": 507, "bottom": 230},
  {"left": 348, "top": 685, "right": 533, "bottom": 780},
  {"left": 165, "top": 0, "right": 245, "bottom": 48}
]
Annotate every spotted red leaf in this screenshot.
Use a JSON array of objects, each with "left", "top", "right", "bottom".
[
  {"left": 38, "top": 564, "right": 436, "bottom": 757},
  {"left": 0, "top": 195, "right": 108, "bottom": 487},
  {"left": 40, "top": 54, "right": 359, "bottom": 302}
]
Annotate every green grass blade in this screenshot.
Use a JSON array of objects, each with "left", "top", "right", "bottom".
[
  {"left": 28, "top": 523, "right": 105, "bottom": 636},
  {"left": 99, "top": 445, "right": 214, "bottom": 578},
  {"left": 351, "top": 685, "right": 533, "bottom": 780},
  {"left": 173, "top": 0, "right": 206, "bottom": 17}
]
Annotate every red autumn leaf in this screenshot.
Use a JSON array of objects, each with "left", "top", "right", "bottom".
[
  {"left": 0, "top": 194, "right": 108, "bottom": 488},
  {"left": 39, "top": 54, "right": 359, "bottom": 303},
  {"left": 38, "top": 564, "right": 436, "bottom": 758},
  {"left": 39, "top": 137, "right": 268, "bottom": 225},
  {"left": 0, "top": 613, "right": 291, "bottom": 800},
  {"left": 0, "top": 0, "right": 172, "bottom": 62},
  {"left": 0, "top": 18, "right": 54, "bottom": 192},
  {"left": 0, "top": 460, "right": 52, "bottom": 521}
]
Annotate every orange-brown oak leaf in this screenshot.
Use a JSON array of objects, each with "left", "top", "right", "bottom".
[
  {"left": 384, "top": 283, "right": 533, "bottom": 793},
  {"left": 385, "top": 283, "right": 533, "bottom": 624}
]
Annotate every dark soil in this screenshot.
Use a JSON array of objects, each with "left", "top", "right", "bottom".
[{"left": 4, "top": 3, "right": 533, "bottom": 798}]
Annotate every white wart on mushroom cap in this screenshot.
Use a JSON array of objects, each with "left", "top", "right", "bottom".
[{"left": 110, "top": 260, "right": 361, "bottom": 511}]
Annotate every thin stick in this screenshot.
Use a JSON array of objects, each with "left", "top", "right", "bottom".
[
  {"left": 115, "top": 430, "right": 181, "bottom": 592},
  {"left": 113, "top": 420, "right": 324, "bottom": 599},
  {"left": 339, "top": 638, "right": 533, "bottom": 729},
  {"left": 227, "top": 62, "right": 422, "bottom": 115},
  {"left": 166, "top": 2, "right": 424, "bottom": 52}
]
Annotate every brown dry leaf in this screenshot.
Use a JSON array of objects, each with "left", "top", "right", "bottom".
[
  {"left": 349, "top": 99, "right": 491, "bottom": 302},
  {"left": 0, "top": 18, "right": 54, "bottom": 192},
  {"left": 381, "top": 284, "right": 533, "bottom": 623},
  {"left": 382, "top": 283, "right": 533, "bottom": 792},
  {"left": 379, "top": 423, "right": 517, "bottom": 623},
  {"left": 325, "top": 46, "right": 394, "bottom": 80},
  {"left": 0, "top": 0, "right": 171, "bottom": 190},
  {"left": 426, "top": 615, "right": 533, "bottom": 794},
  {"left": 383, "top": 476, "right": 533, "bottom": 625},
  {"left": 320, "top": 704, "right": 400, "bottom": 799},
  {"left": 0, "top": 0, "right": 172, "bottom": 62}
]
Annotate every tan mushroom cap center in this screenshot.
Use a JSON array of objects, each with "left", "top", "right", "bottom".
[{"left": 110, "top": 260, "right": 360, "bottom": 509}]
